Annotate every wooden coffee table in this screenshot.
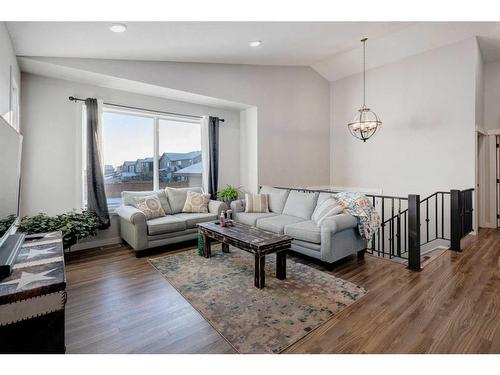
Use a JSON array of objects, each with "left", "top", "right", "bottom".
[{"left": 197, "top": 222, "right": 292, "bottom": 289}]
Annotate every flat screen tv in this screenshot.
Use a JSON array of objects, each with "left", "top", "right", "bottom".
[{"left": 0, "top": 117, "right": 23, "bottom": 277}]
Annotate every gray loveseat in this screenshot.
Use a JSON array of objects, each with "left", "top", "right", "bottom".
[
  {"left": 230, "top": 186, "right": 366, "bottom": 266},
  {"left": 116, "top": 187, "right": 227, "bottom": 253}
]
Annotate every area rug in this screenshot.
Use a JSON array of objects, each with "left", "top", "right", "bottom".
[{"left": 149, "top": 245, "right": 367, "bottom": 354}]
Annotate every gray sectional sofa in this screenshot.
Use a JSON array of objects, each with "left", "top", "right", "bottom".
[
  {"left": 231, "top": 186, "right": 367, "bottom": 266},
  {"left": 116, "top": 187, "right": 227, "bottom": 253}
]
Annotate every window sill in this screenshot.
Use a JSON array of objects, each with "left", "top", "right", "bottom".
[{"left": 82, "top": 205, "right": 120, "bottom": 216}]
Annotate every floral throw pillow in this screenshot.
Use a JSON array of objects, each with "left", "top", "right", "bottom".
[
  {"left": 133, "top": 195, "right": 166, "bottom": 220},
  {"left": 182, "top": 191, "right": 211, "bottom": 213}
]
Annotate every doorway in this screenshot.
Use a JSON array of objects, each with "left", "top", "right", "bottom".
[{"left": 476, "top": 132, "right": 497, "bottom": 230}]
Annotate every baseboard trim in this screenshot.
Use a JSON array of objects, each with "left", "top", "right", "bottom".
[
  {"left": 478, "top": 223, "right": 496, "bottom": 230},
  {"left": 70, "top": 236, "right": 122, "bottom": 252}
]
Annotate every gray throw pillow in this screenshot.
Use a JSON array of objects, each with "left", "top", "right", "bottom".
[
  {"left": 312, "top": 198, "right": 344, "bottom": 226},
  {"left": 282, "top": 190, "right": 319, "bottom": 220},
  {"left": 259, "top": 186, "right": 289, "bottom": 214}
]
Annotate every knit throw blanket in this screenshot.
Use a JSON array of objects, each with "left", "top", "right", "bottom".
[{"left": 333, "top": 192, "right": 381, "bottom": 240}]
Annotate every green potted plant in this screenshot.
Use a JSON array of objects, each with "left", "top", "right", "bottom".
[
  {"left": 217, "top": 185, "right": 242, "bottom": 206},
  {"left": 0, "top": 214, "right": 17, "bottom": 237},
  {"left": 17, "top": 211, "right": 100, "bottom": 249}
]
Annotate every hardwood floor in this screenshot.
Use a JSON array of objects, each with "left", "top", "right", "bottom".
[{"left": 65, "top": 229, "right": 500, "bottom": 354}]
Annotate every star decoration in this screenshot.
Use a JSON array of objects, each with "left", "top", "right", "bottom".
[
  {"left": 21, "top": 247, "right": 57, "bottom": 260},
  {"left": 0, "top": 269, "right": 56, "bottom": 291}
]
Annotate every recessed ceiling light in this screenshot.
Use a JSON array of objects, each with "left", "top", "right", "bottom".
[
  {"left": 109, "top": 23, "right": 127, "bottom": 33},
  {"left": 249, "top": 40, "right": 262, "bottom": 47}
]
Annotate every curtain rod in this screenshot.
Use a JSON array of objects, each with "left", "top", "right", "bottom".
[{"left": 68, "top": 96, "right": 224, "bottom": 122}]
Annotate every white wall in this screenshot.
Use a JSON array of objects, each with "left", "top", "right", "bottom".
[
  {"left": 0, "top": 22, "right": 20, "bottom": 128},
  {"left": 20, "top": 73, "right": 241, "bottom": 217},
  {"left": 239, "top": 107, "right": 259, "bottom": 193},
  {"left": 484, "top": 60, "right": 500, "bottom": 131},
  {"left": 22, "top": 58, "right": 331, "bottom": 189},
  {"left": 330, "top": 38, "right": 477, "bottom": 198}
]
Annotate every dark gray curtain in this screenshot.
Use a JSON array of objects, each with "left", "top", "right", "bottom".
[
  {"left": 85, "top": 98, "right": 110, "bottom": 229},
  {"left": 207, "top": 116, "right": 220, "bottom": 199}
]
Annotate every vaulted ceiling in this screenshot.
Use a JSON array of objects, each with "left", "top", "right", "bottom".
[{"left": 7, "top": 21, "right": 500, "bottom": 82}]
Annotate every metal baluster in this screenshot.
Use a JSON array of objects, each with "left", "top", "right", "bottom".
[
  {"left": 372, "top": 196, "right": 377, "bottom": 253},
  {"left": 381, "top": 198, "right": 385, "bottom": 257},
  {"left": 391, "top": 198, "right": 395, "bottom": 257},
  {"left": 389, "top": 219, "right": 393, "bottom": 258},
  {"left": 435, "top": 194, "right": 438, "bottom": 241},
  {"left": 425, "top": 199, "right": 430, "bottom": 243},
  {"left": 404, "top": 211, "right": 407, "bottom": 254},
  {"left": 441, "top": 192, "right": 444, "bottom": 239},
  {"left": 397, "top": 199, "right": 402, "bottom": 257},
  {"left": 377, "top": 227, "right": 380, "bottom": 256}
]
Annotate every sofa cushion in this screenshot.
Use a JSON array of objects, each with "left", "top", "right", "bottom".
[
  {"left": 311, "top": 197, "right": 344, "bottom": 226},
  {"left": 317, "top": 192, "right": 333, "bottom": 206},
  {"left": 284, "top": 220, "right": 321, "bottom": 244},
  {"left": 256, "top": 214, "right": 305, "bottom": 234},
  {"left": 259, "top": 186, "right": 289, "bottom": 214},
  {"left": 166, "top": 187, "right": 203, "bottom": 214},
  {"left": 147, "top": 215, "right": 186, "bottom": 235},
  {"left": 282, "top": 190, "right": 319, "bottom": 220},
  {"left": 122, "top": 190, "right": 171, "bottom": 214},
  {"left": 173, "top": 213, "right": 218, "bottom": 228},
  {"left": 234, "top": 212, "right": 278, "bottom": 226}
]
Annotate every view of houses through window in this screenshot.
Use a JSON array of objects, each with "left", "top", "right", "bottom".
[
  {"left": 83, "top": 109, "right": 203, "bottom": 208},
  {"left": 158, "top": 118, "right": 202, "bottom": 189}
]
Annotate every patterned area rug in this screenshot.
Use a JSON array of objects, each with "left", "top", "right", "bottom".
[{"left": 149, "top": 245, "right": 367, "bottom": 354}]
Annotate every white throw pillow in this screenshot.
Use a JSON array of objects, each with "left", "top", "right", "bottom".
[
  {"left": 245, "top": 193, "right": 269, "bottom": 213},
  {"left": 312, "top": 198, "right": 344, "bottom": 226},
  {"left": 182, "top": 191, "right": 211, "bottom": 213},
  {"left": 132, "top": 195, "right": 166, "bottom": 220}
]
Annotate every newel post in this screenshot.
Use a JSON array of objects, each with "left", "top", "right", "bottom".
[
  {"left": 450, "top": 189, "right": 462, "bottom": 251},
  {"left": 407, "top": 194, "right": 421, "bottom": 271}
]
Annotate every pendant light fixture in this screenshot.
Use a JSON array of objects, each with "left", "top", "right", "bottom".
[{"left": 347, "top": 38, "right": 382, "bottom": 142}]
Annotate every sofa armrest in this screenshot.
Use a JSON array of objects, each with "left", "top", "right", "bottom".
[
  {"left": 320, "top": 213, "right": 358, "bottom": 235},
  {"left": 208, "top": 200, "right": 228, "bottom": 216},
  {"left": 116, "top": 205, "right": 148, "bottom": 251},
  {"left": 319, "top": 213, "right": 365, "bottom": 263},
  {"left": 230, "top": 199, "right": 245, "bottom": 213},
  {"left": 116, "top": 205, "right": 147, "bottom": 225}
]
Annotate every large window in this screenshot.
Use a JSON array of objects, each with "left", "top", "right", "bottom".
[{"left": 83, "top": 108, "right": 202, "bottom": 208}]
